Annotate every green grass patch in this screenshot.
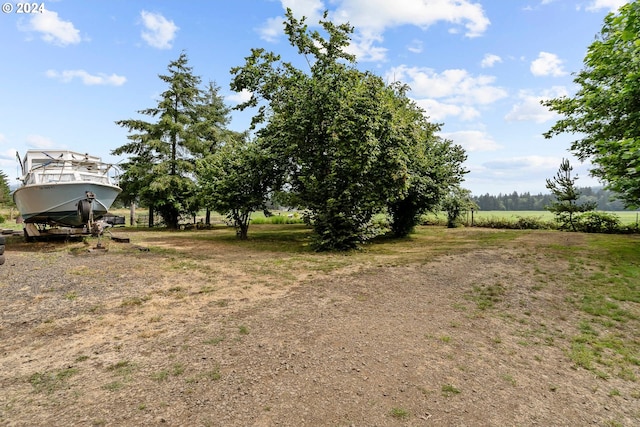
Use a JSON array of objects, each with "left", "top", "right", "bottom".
[
  {"left": 389, "top": 407, "right": 410, "bottom": 420},
  {"left": 120, "top": 295, "right": 152, "bottom": 307},
  {"left": 29, "top": 367, "right": 79, "bottom": 394},
  {"left": 106, "top": 360, "right": 137, "bottom": 380},
  {"left": 250, "top": 215, "right": 304, "bottom": 225},
  {"left": 467, "top": 283, "right": 506, "bottom": 310},
  {"left": 204, "top": 336, "right": 225, "bottom": 345},
  {"left": 441, "top": 384, "right": 461, "bottom": 396},
  {"left": 561, "top": 234, "right": 640, "bottom": 378},
  {"left": 151, "top": 370, "right": 170, "bottom": 382}
]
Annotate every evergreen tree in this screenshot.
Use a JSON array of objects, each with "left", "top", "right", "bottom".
[
  {"left": 545, "top": 158, "right": 597, "bottom": 231},
  {"left": 113, "top": 52, "right": 228, "bottom": 229},
  {"left": 0, "top": 171, "right": 12, "bottom": 207},
  {"left": 191, "top": 81, "right": 238, "bottom": 223}
]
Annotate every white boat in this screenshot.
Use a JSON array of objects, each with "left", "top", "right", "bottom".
[{"left": 13, "top": 150, "right": 122, "bottom": 227}]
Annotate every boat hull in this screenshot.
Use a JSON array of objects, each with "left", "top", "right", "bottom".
[{"left": 13, "top": 182, "right": 122, "bottom": 227}]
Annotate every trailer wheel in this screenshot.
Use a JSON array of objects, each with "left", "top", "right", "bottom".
[
  {"left": 78, "top": 199, "right": 92, "bottom": 223},
  {"left": 0, "top": 254, "right": 5, "bottom": 265}
]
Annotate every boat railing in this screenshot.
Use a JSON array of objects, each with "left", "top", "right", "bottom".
[{"left": 17, "top": 151, "right": 120, "bottom": 186}]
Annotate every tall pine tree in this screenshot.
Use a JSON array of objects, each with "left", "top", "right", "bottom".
[
  {"left": 545, "top": 158, "right": 596, "bottom": 231},
  {"left": 113, "top": 52, "right": 230, "bottom": 229}
]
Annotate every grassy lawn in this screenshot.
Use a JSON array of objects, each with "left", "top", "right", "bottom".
[
  {"left": 1, "top": 220, "right": 639, "bottom": 425},
  {"left": 472, "top": 210, "right": 640, "bottom": 225},
  {"left": 105, "top": 223, "right": 640, "bottom": 382},
  {"left": 3, "top": 206, "right": 638, "bottom": 230}
]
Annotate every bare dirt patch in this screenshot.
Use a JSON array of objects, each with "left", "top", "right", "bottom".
[{"left": 0, "top": 228, "right": 638, "bottom": 426}]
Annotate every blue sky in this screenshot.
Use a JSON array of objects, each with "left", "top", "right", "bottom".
[{"left": 0, "top": 0, "right": 629, "bottom": 195}]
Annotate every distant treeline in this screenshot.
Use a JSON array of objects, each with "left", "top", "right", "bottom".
[{"left": 471, "top": 187, "right": 633, "bottom": 211}]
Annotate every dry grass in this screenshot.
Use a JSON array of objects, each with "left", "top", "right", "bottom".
[{"left": 0, "top": 225, "right": 639, "bottom": 426}]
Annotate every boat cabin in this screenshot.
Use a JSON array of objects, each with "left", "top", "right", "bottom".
[{"left": 19, "top": 150, "right": 112, "bottom": 186}]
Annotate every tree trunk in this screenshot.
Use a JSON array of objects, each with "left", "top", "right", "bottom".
[
  {"left": 234, "top": 210, "right": 250, "bottom": 239},
  {"left": 130, "top": 202, "right": 136, "bottom": 227},
  {"left": 237, "top": 222, "right": 249, "bottom": 240},
  {"left": 148, "top": 206, "right": 154, "bottom": 228}
]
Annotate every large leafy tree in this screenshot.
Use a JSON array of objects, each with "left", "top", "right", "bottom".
[
  {"left": 542, "top": 1, "right": 640, "bottom": 208},
  {"left": 196, "top": 138, "right": 280, "bottom": 239},
  {"left": 441, "top": 187, "right": 477, "bottom": 228},
  {"left": 386, "top": 84, "right": 467, "bottom": 237},
  {"left": 231, "top": 10, "right": 463, "bottom": 250},
  {"left": 114, "top": 52, "right": 214, "bottom": 229}
]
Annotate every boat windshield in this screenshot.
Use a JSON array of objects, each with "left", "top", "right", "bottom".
[
  {"left": 79, "top": 174, "right": 109, "bottom": 184},
  {"left": 23, "top": 172, "right": 110, "bottom": 185}
]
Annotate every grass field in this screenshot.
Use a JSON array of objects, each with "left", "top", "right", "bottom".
[
  {"left": 1, "top": 206, "right": 639, "bottom": 230},
  {"left": 1, "top": 224, "right": 639, "bottom": 425},
  {"left": 473, "top": 210, "right": 640, "bottom": 224}
]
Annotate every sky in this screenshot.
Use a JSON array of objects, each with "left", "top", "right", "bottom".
[{"left": 0, "top": 0, "right": 630, "bottom": 195}]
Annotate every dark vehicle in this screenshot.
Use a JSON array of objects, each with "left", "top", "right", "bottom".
[{"left": 101, "top": 215, "right": 126, "bottom": 226}]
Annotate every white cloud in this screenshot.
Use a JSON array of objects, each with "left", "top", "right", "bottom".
[
  {"left": 258, "top": 0, "right": 324, "bottom": 42},
  {"left": 281, "top": 0, "right": 325, "bottom": 22},
  {"left": 470, "top": 155, "right": 566, "bottom": 193},
  {"left": 388, "top": 65, "right": 508, "bottom": 105},
  {"left": 257, "top": 16, "right": 286, "bottom": 42},
  {"left": 226, "top": 89, "right": 253, "bottom": 104},
  {"left": 334, "top": 0, "right": 490, "bottom": 38},
  {"left": 25, "top": 135, "right": 55, "bottom": 149},
  {"left": 468, "top": 155, "right": 601, "bottom": 194},
  {"left": 19, "top": 10, "right": 81, "bottom": 46},
  {"left": 45, "top": 69, "right": 127, "bottom": 86},
  {"left": 407, "top": 39, "right": 423, "bottom": 54},
  {"left": 586, "top": 0, "right": 627, "bottom": 12},
  {"left": 414, "top": 98, "right": 480, "bottom": 122},
  {"left": 140, "top": 11, "right": 178, "bottom": 49},
  {"left": 440, "top": 130, "right": 502, "bottom": 152},
  {"left": 530, "top": 52, "right": 567, "bottom": 77},
  {"left": 480, "top": 53, "right": 502, "bottom": 68},
  {"left": 483, "top": 155, "right": 560, "bottom": 171},
  {"left": 263, "top": 0, "right": 490, "bottom": 61},
  {"left": 338, "top": 0, "right": 489, "bottom": 61},
  {"left": 0, "top": 146, "right": 19, "bottom": 170},
  {"left": 505, "top": 86, "right": 567, "bottom": 123},
  {"left": 344, "top": 31, "right": 387, "bottom": 62},
  {"left": 387, "top": 65, "right": 506, "bottom": 121}
]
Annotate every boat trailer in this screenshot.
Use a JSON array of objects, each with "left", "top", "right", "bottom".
[{"left": 23, "top": 192, "right": 124, "bottom": 247}]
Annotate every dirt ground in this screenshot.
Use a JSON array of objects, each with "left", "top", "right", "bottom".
[{"left": 0, "top": 227, "right": 638, "bottom": 426}]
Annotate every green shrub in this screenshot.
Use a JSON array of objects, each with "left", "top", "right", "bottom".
[
  {"left": 575, "top": 211, "right": 621, "bottom": 233},
  {"left": 473, "top": 216, "right": 518, "bottom": 229},
  {"left": 419, "top": 214, "right": 447, "bottom": 226},
  {"left": 250, "top": 215, "right": 304, "bottom": 225},
  {"left": 515, "top": 216, "right": 555, "bottom": 230},
  {"left": 471, "top": 215, "right": 555, "bottom": 230},
  {"left": 620, "top": 223, "right": 640, "bottom": 234},
  {"left": 0, "top": 214, "right": 5, "bottom": 224}
]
